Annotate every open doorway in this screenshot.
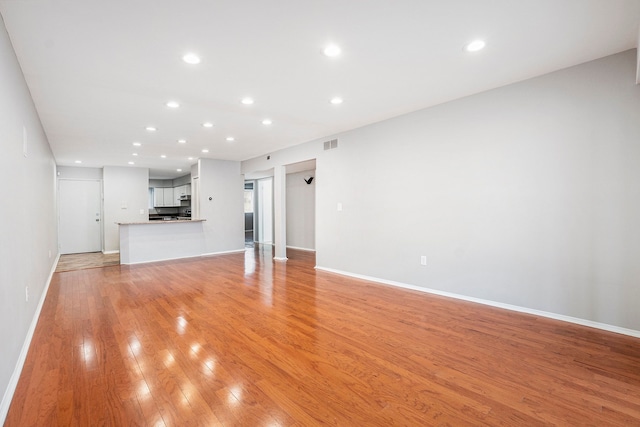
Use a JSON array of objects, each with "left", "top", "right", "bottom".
[{"left": 244, "top": 181, "right": 255, "bottom": 247}]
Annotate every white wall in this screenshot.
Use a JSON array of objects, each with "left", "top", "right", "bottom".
[
  {"left": 0, "top": 17, "right": 58, "bottom": 421},
  {"left": 197, "top": 159, "right": 244, "bottom": 254},
  {"left": 103, "top": 166, "right": 149, "bottom": 252},
  {"left": 286, "top": 170, "right": 315, "bottom": 250},
  {"left": 243, "top": 49, "right": 640, "bottom": 332},
  {"left": 57, "top": 166, "right": 103, "bottom": 180}
]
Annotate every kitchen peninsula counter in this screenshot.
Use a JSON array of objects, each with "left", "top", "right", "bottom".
[{"left": 118, "top": 219, "right": 206, "bottom": 264}]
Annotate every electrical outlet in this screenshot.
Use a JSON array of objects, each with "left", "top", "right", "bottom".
[
  {"left": 420, "top": 256, "right": 427, "bottom": 266},
  {"left": 337, "top": 202, "right": 343, "bottom": 211},
  {"left": 25, "top": 286, "right": 29, "bottom": 302}
]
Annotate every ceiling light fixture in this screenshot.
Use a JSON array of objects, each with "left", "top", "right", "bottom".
[
  {"left": 177, "top": 169, "right": 182, "bottom": 172},
  {"left": 241, "top": 97, "right": 254, "bottom": 105},
  {"left": 133, "top": 142, "right": 142, "bottom": 146},
  {"left": 182, "top": 53, "right": 201, "bottom": 64},
  {"left": 128, "top": 161, "right": 135, "bottom": 165},
  {"left": 330, "top": 97, "right": 343, "bottom": 105},
  {"left": 132, "top": 153, "right": 138, "bottom": 156},
  {"left": 178, "top": 139, "right": 187, "bottom": 144},
  {"left": 323, "top": 44, "right": 341, "bottom": 57},
  {"left": 262, "top": 119, "right": 272, "bottom": 125},
  {"left": 160, "top": 155, "right": 167, "bottom": 158},
  {"left": 166, "top": 101, "right": 180, "bottom": 108},
  {"left": 226, "top": 137, "right": 234, "bottom": 142},
  {"left": 464, "top": 39, "right": 486, "bottom": 52},
  {"left": 188, "top": 157, "right": 194, "bottom": 160},
  {"left": 74, "top": 160, "right": 82, "bottom": 164},
  {"left": 202, "top": 149, "right": 209, "bottom": 153},
  {"left": 202, "top": 122, "right": 213, "bottom": 128},
  {"left": 145, "top": 126, "right": 157, "bottom": 131}
]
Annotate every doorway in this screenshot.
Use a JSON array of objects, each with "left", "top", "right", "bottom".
[
  {"left": 244, "top": 181, "right": 255, "bottom": 247},
  {"left": 59, "top": 179, "right": 102, "bottom": 254}
]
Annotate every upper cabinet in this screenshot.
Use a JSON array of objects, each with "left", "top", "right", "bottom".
[{"left": 153, "top": 184, "right": 190, "bottom": 207}]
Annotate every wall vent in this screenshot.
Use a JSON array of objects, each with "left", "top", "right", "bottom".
[{"left": 323, "top": 139, "right": 338, "bottom": 151}]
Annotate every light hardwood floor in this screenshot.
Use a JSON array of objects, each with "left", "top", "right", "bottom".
[
  {"left": 55, "top": 252, "right": 120, "bottom": 272},
  {"left": 6, "top": 247, "right": 640, "bottom": 425}
]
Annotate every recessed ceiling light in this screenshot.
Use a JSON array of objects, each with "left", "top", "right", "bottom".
[
  {"left": 323, "top": 44, "right": 342, "bottom": 57},
  {"left": 182, "top": 53, "right": 201, "bottom": 64},
  {"left": 176, "top": 169, "right": 182, "bottom": 172},
  {"left": 464, "top": 39, "right": 486, "bottom": 52},
  {"left": 132, "top": 153, "right": 138, "bottom": 156},
  {"left": 226, "top": 137, "right": 235, "bottom": 142},
  {"left": 262, "top": 119, "right": 272, "bottom": 125},
  {"left": 166, "top": 101, "right": 180, "bottom": 108},
  {"left": 241, "top": 97, "right": 254, "bottom": 105},
  {"left": 74, "top": 160, "right": 82, "bottom": 164},
  {"left": 202, "top": 149, "right": 209, "bottom": 153},
  {"left": 128, "top": 161, "right": 135, "bottom": 165},
  {"left": 188, "top": 157, "right": 194, "bottom": 160},
  {"left": 160, "top": 155, "right": 167, "bottom": 159},
  {"left": 178, "top": 139, "right": 187, "bottom": 144},
  {"left": 133, "top": 142, "right": 142, "bottom": 147},
  {"left": 330, "top": 97, "right": 343, "bottom": 105},
  {"left": 145, "top": 126, "right": 157, "bottom": 132},
  {"left": 202, "top": 122, "right": 213, "bottom": 128}
]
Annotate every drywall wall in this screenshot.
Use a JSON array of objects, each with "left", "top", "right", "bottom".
[
  {"left": 242, "top": 49, "right": 640, "bottom": 331},
  {"left": 286, "top": 170, "right": 316, "bottom": 250},
  {"left": 0, "top": 17, "right": 58, "bottom": 422},
  {"left": 57, "top": 166, "right": 103, "bottom": 180},
  {"left": 197, "top": 159, "right": 244, "bottom": 254},
  {"left": 103, "top": 166, "right": 149, "bottom": 252}
]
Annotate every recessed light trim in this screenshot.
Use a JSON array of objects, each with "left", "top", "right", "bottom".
[
  {"left": 330, "top": 97, "right": 343, "bottom": 105},
  {"left": 188, "top": 157, "right": 194, "bottom": 160},
  {"left": 323, "top": 44, "right": 341, "bottom": 57},
  {"left": 201, "top": 149, "right": 209, "bottom": 153},
  {"left": 132, "top": 153, "right": 138, "bottom": 156},
  {"left": 160, "top": 155, "right": 167, "bottom": 159},
  {"left": 202, "top": 122, "right": 213, "bottom": 128},
  {"left": 145, "top": 126, "right": 157, "bottom": 132},
  {"left": 241, "top": 97, "right": 254, "bottom": 105},
  {"left": 464, "top": 39, "right": 486, "bottom": 52},
  {"left": 226, "top": 137, "right": 235, "bottom": 142},
  {"left": 166, "top": 101, "right": 180, "bottom": 108},
  {"left": 262, "top": 119, "right": 272, "bottom": 125},
  {"left": 74, "top": 160, "right": 82, "bottom": 164},
  {"left": 133, "top": 142, "right": 142, "bottom": 147},
  {"left": 183, "top": 53, "right": 201, "bottom": 64},
  {"left": 178, "top": 139, "right": 187, "bottom": 144},
  {"left": 176, "top": 169, "right": 182, "bottom": 172},
  {"left": 128, "top": 161, "right": 135, "bottom": 165}
]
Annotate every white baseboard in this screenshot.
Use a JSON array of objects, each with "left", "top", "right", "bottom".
[
  {"left": 0, "top": 253, "right": 60, "bottom": 425},
  {"left": 102, "top": 250, "right": 120, "bottom": 255},
  {"left": 201, "top": 249, "right": 246, "bottom": 257},
  {"left": 273, "top": 257, "right": 288, "bottom": 262},
  {"left": 314, "top": 266, "right": 640, "bottom": 339},
  {"left": 286, "top": 246, "right": 316, "bottom": 252}
]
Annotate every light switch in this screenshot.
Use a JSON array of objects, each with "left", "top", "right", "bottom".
[
  {"left": 139, "top": 209, "right": 144, "bottom": 214},
  {"left": 337, "top": 202, "right": 343, "bottom": 211}
]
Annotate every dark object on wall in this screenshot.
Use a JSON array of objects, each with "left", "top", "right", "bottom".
[{"left": 304, "top": 176, "right": 314, "bottom": 185}]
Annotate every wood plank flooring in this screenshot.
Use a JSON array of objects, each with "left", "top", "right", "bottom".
[
  {"left": 6, "top": 247, "right": 640, "bottom": 426},
  {"left": 55, "top": 252, "right": 120, "bottom": 272}
]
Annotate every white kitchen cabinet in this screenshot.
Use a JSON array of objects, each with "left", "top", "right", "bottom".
[
  {"left": 154, "top": 187, "right": 177, "bottom": 207},
  {"left": 163, "top": 187, "right": 175, "bottom": 207},
  {"left": 153, "top": 187, "right": 164, "bottom": 207}
]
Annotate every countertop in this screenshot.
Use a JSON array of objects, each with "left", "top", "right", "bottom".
[{"left": 117, "top": 219, "right": 206, "bottom": 225}]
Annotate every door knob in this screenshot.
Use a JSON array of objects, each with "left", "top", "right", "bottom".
[{"left": 96, "top": 219, "right": 100, "bottom": 222}]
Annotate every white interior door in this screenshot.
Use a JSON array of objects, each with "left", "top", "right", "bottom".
[{"left": 59, "top": 179, "right": 102, "bottom": 254}]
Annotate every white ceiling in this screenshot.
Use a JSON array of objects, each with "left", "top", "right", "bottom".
[{"left": 1, "top": 0, "right": 639, "bottom": 179}]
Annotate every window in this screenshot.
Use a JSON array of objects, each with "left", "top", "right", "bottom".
[{"left": 244, "top": 190, "right": 254, "bottom": 213}]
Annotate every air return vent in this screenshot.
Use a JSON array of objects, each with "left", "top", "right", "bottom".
[{"left": 323, "top": 139, "right": 338, "bottom": 150}]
